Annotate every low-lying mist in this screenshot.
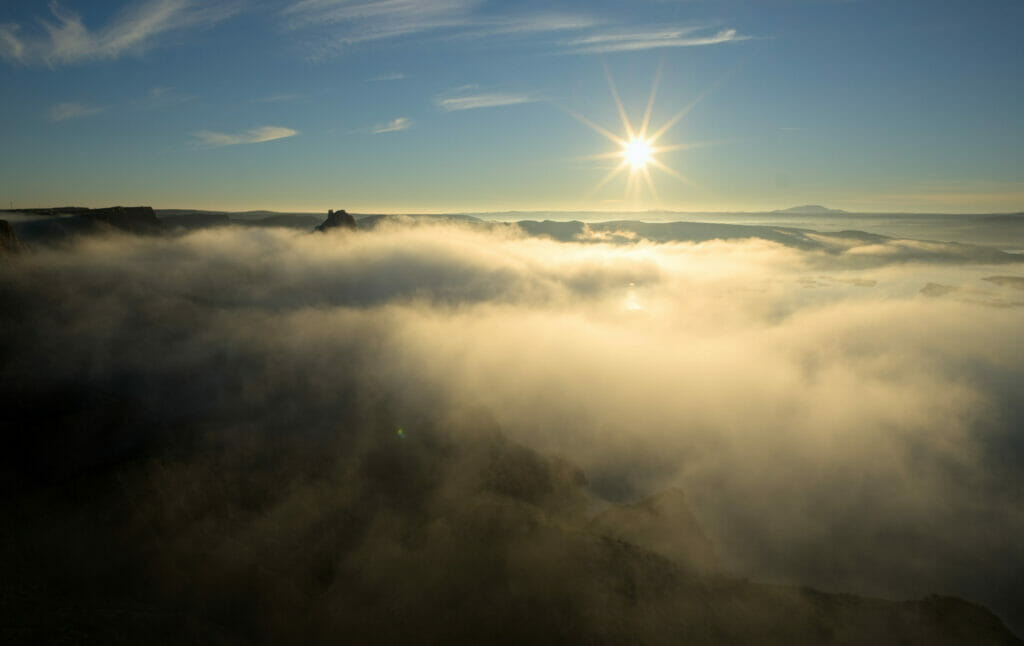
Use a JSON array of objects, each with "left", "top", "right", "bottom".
[{"left": 2, "top": 220, "right": 1023, "bottom": 641}]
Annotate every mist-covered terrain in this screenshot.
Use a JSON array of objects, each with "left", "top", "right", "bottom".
[{"left": 1, "top": 210, "right": 1023, "bottom": 643}]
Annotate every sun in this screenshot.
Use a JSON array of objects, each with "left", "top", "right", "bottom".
[
  {"left": 624, "top": 138, "right": 653, "bottom": 169},
  {"left": 562, "top": 65, "right": 708, "bottom": 203}
]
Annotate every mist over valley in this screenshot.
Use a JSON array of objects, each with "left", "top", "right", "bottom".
[{"left": 2, "top": 208, "right": 1023, "bottom": 643}]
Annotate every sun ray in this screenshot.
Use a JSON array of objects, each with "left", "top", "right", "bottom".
[
  {"left": 649, "top": 68, "right": 736, "bottom": 144},
  {"left": 650, "top": 139, "right": 740, "bottom": 159},
  {"left": 556, "top": 104, "right": 624, "bottom": 146},
  {"left": 575, "top": 151, "right": 632, "bottom": 162},
  {"left": 586, "top": 161, "right": 629, "bottom": 198},
  {"left": 649, "top": 157, "right": 696, "bottom": 187},
  {"left": 641, "top": 165, "right": 658, "bottom": 201},
  {"left": 604, "top": 63, "right": 636, "bottom": 141},
  {"left": 639, "top": 59, "right": 663, "bottom": 139},
  {"left": 647, "top": 97, "right": 700, "bottom": 146}
]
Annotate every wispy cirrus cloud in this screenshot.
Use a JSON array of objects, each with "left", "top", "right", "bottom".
[
  {"left": 435, "top": 87, "right": 540, "bottom": 112},
  {"left": 458, "top": 12, "right": 601, "bottom": 39},
  {"left": 282, "top": 0, "right": 476, "bottom": 43},
  {"left": 368, "top": 72, "right": 406, "bottom": 82},
  {"left": 371, "top": 117, "right": 412, "bottom": 133},
  {"left": 0, "top": 0, "right": 238, "bottom": 66},
  {"left": 192, "top": 126, "right": 299, "bottom": 148},
  {"left": 252, "top": 93, "right": 307, "bottom": 104},
  {"left": 568, "top": 27, "right": 748, "bottom": 54},
  {"left": 278, "top": 2, "right": 746, "bottom": 59},
  {"left": 48, "top": 102, "right": 105, "bottom": 122},
  {"left": 282, "top": 1, "right": 600, "bottom": 58}
]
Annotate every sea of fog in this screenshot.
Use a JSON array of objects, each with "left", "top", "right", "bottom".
[{"left": 2, "top": 210, "right": 1023, "bottom": 639}]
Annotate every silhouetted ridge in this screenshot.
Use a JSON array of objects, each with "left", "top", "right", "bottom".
[
  {"left": 10, "top": 206, "right": 165, "bottom": 242},
  {"left": 316, "top": 208, "right": 356, "bottom": 232},
  {"left": 0, "top": 220, "right": 27, "bottom": 254},
  {"left": 81, "top": 206, "right": 164, "bottom": 234}
]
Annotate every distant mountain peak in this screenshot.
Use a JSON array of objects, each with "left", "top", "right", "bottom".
[{"left": 773, "top": 204, "right": 847, "bottom": 214}]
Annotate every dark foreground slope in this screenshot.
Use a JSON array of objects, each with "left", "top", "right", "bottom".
[{"left": 2, "top": 408, "right": 1019, "bottom": 645}]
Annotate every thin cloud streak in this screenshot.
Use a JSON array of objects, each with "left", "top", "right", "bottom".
[
  {"left": 48, "top": 102, "right": 105, "bottom": 122},
  {"left": 252, "top": 93, "right": 306, "bottom": 104},
  {"left": 0, "top": 0, "right": 239, "bottom": 66},
  {"left": 282, "top": 0, "right": 477, "bottom": 42},
  {"left": 436, "top": 90, "right": 539, "bottom": 111},
  {"left": 278, "top": 3, "right": 745, "bottom": 60},
  {"left": 372, "top": 117, "right": 412, "bottom": 133},
  {"left": 459, "top": 12, "right": 601, "bottom": 39},
  {"left": 282, "top": 1, "right": 599, "bottom": 57},
  {"left": 569, "top": 28, "right": 748, "bottom": 54},
  {"left": 191, "top": 126, "right": 299, "bottom": 148}
]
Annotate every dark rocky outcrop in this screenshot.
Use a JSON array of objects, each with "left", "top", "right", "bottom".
[
  {"left": 0, "top": 206, "right": 90, "bottom": 216},
  {"left": 0, "top": 220, "right": 27, "bottom": 254},
  {"left": 315, "top": 208, "right": 356, "bottom": 232},
  {"left": 82, "top": 206, "right": 164, "bottom": 235},
  {"left": 11, "top": 206, "right": 166, "bottom": 243}
]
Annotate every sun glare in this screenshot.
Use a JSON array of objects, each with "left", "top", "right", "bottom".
[
  {"left": 563, "top": 64, "right": 708, "bottom": 204},
  {"left": 624, "top": 138, "right": 652, "bottom": 169}
]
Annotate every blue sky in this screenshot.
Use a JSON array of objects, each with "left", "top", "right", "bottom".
[{"left": 1, "top": 0, "right": 1022, "bottom": 213}]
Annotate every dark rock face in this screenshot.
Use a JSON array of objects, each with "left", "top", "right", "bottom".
[
  {"left": 315, "top": 208, "right": 356, "bottom": 232},
  {"left": 0, "top": 220, "right": 27, "bottom": 254},
  {"left": 11, "top": 206, "right": 167, "bottom": 243},
  {"left": 83, "top": 206, "right": 164, "bottom": 235}
]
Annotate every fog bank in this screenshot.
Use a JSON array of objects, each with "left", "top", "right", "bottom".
[{"left": 2, "top": 221, "right": 1022, "bottom": 639}]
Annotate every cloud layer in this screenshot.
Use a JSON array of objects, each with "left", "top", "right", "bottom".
[{"left": 2, "top": 220, "right": 1022, "bottom": 635}]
